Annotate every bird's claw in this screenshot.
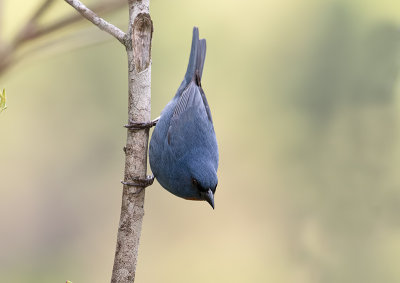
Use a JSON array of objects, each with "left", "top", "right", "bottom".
[
  {"left": 124, "top": 119, "right": 158, "bottom": 130},
  {"left": 121, "top": 175, "right": 155, "bottom": 188}
]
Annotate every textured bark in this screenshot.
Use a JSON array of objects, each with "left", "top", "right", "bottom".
[
  {"left": 64, "top": 0, "right": 152, "bottom": 281},
  {"left": 111, "top": 1, "right": 153, "bottom": 282}
]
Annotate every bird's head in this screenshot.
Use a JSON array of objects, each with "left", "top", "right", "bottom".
[{"left": 188, "top": 160, "right": 218, "bottom": 209}]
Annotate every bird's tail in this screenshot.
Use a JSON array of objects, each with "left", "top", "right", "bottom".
[{"left": 184, "top": 27, "right": 206, "bottom": 86}]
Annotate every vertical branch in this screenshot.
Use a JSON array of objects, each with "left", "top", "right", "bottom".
[
  {"left": 111, "top": 0, "right": 153, "bottom": 282},
  {"left": 64, "top": 0, "right": 152, "bottom": 281}
]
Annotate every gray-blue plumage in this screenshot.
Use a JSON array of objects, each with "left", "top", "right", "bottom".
[{"left": 149, "top": 27, "right": 219, "bottom": 209}]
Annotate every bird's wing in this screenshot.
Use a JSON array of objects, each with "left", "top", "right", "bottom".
[
  {"left": 199, "top": 86, "right": 213, "bottom": 123},
  {"left": 173, "top": 80, "right": 213, "bottom": 123},
  {"left": 167, "top": 81, "right": 214, "bottom": 158},
  {"left": 173, "top": 82, "right": 201, "bottom": 117}
]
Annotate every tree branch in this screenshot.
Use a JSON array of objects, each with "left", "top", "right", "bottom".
[
  {"left": 64, "top": 0, "right": 126, "bottom": 45},
  {"left": 111, "top": 1, "right": 153, "bottom": 282},
  {"left": 30, "top": 0, "right": 126, "bottom": 44},
  {"left": 52, "top": 0, "right": 153, "bottom": 280}
]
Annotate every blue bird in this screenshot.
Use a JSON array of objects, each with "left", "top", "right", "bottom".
[{"left": 149, "top": 27, "right": 219, "bottom": 209}]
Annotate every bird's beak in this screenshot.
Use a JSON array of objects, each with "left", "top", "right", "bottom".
[{"left": 202, "top": 189, "right": 215, "bottom": 209}]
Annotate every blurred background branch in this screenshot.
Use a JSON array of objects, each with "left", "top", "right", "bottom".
[
  {"left": 0, "top": 0, "right": 126, "bottom": 77},
  {"left": 0, "top": 0, "right": 3, "bottom": 43}
]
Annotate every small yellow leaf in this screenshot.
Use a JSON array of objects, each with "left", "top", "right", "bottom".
[{"left": 0, "top": 88, "right": 7, "bottom": 113}]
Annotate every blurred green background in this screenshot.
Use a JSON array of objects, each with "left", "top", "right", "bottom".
[{"left": 2, "top": 0, "right": 400, "bottom": 282}]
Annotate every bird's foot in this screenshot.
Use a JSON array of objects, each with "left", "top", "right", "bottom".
[
  {"left": 121, "top": 175, "right": 155, "bottom": 188},
  {"left": 124, "top": 117, "right": 159, "bottom": 130}
]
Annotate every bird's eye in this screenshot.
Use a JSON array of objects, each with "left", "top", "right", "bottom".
[{"left": 192, "top": 178, "right": 198, "bottom": 186}]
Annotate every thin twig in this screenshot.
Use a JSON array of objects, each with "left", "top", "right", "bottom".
[
  {"left": 30, "top": 0, "right": 126, "bottom": 44},
  {"left": 64, "top": 0, "right": 126, "bottom": 45}
]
